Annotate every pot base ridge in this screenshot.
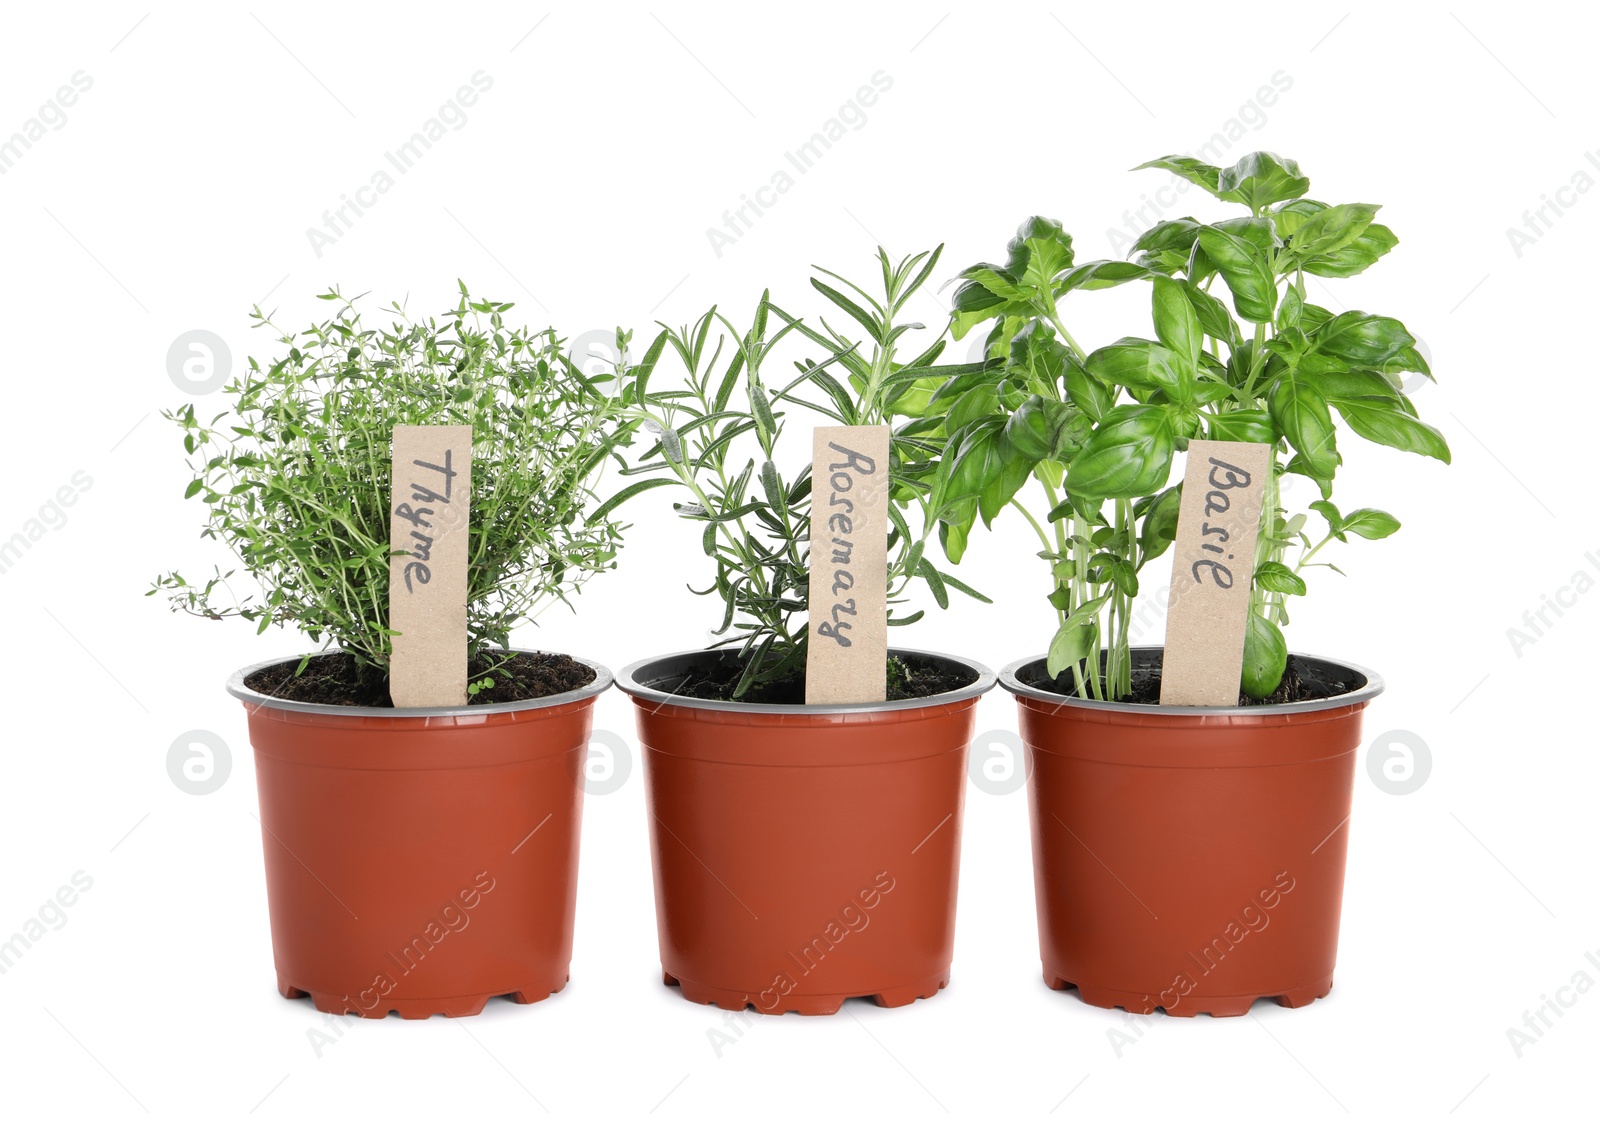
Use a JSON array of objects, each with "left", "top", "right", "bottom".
[
  {"left": 663, "top": 970, "right": 950, "bottom": 1015},
  {"left": 1044, "top": 971, "right": 1334, "bottom": 1018},
  {"left": 279, "top": 974, "right": 570, "bottom": 1020}
]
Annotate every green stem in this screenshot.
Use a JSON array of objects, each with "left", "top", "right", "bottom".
[
  {"left": 1011, "top": 499, "right": 1055, "bottom": 558},
  {"left": 1250, "top": 455, "right": 1284, "bottom": 624},
  {"left": 1042, "top": 305, "right": 1089, "bottom": 363}
]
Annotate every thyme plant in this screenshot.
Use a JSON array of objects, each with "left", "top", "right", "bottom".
[{"left": 151, "top": 284, "right": 636, "bottom": 688}]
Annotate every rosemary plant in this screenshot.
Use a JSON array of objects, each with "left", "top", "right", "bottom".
[{"left": 606, "top": 248, "right": 989, "bottom": 699}]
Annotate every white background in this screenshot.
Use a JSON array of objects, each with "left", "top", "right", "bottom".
[{"left": 1, "top": 2, "right": 1593, "bottom": 1123}]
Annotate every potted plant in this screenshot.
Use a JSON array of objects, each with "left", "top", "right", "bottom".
[
  {"left": 923, "top": 153, "right": 1450, "bottom": 1015},
  {"left": 152, "top": 285, "right": 637, "bottom": 1018},
  {"left": 608, "top": 250, "right": 996, "bottom": 1014}
]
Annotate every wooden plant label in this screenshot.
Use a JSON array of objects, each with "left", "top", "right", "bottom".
[
  {"left": 389, "top": 425, "right": 472, "bottom": 707},
  {"left": 1159, "top": 439, "right": 1272, "bottom": 706},
  {"left": 805, "top": 425, "right": 891, "bottom": 705}
]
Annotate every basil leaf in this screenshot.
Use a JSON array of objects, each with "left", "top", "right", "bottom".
[
  {"left": 1152, "top": 276, "right": 1202, "bottom": 373},
  {"left": 956, "top": 263, "right": 1026, "bottom": 301},
  {"left": 1329, "top": 396, "right": 1452, "bottom": 463},
  {"left": 1303, "top": 222, "right": 1398, "bottom": 278},
  {"left": 1133, "top": 219, "right": 1202, "bottom": 272},
  {"left": 1288, "top": 202, "right": 1381, "bottom": 261},
  {"left": 1003, "top": 396, "right": 1053, "bottom": 463},
  {"left": 1341, "top": 507, "right": 1401, "bottom": 540},
  {"left": 1271, "top": 197, "right": 1327, "bottom": 240},
  {"left": 1315, "top": 310, "right": 1415, "bottom": 366},
  {"left": 1047, "top": 620, "right": 1096, "bottom": 679},
  {"left": 1197, "top": 226, "right": 1277, "bottom": 323},
  {"left": 1066, "top": 404, "right": 1177, "bottom": 498},
  {"left": 1217, "top": 152, "right": 1311, "bottom": 210},
  {"left": 1006, "top": 215, "right": 1076, "bottom": 291},
  {"left": 1131, "top": 155, "right": 1238, "bottom": 202},
  {"left": 1085, "top": 337, "right": 1184, "bottom": 397},
  {"left": 1267, "top": 373, "right": 1340, "bottom": 478},
  {"left": 1241, "top": 612, "right": 1289, "bottom": 699},
  {"left": 1139, "top": 485, "right": 1182, "bottom": 558},
  {"left": 1207, "top": 408, "right": 1274, "bottom": 444},
  {"left": 1055, "top": 259, "right": 1154, "bottom": 295},
  {"left": 1255, "top": 560, "right": 1307, "bottom": 596},
  {"left": 1184, "top": 281, "right": 1240, "bottom": 347},
  {"left": 1065, "top": 354, "right": 1113, "bottom": 422}
]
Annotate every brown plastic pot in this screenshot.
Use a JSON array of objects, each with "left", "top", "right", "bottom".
[
  {"left": 227, "top": 651, "right": 609, "bottom": 1019},
  {"left": 617, "top": 648, "right": 993, "bottom": 1015},
  {"left": 1001, "top": 646, "right": 1382, "bottom": 1018}
]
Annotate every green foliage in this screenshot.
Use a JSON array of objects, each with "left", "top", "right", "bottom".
[
  {"left": 618, "top": 249, "right": 988, "bottom": 698},
  {"left": 909, "top": 152, "right": 1448, "bottom": 700},
  {"left": 150, "top": 284, "right": 638, "bottom": 682}
]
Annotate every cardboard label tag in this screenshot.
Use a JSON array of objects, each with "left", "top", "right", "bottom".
[
  {"left": 389, "top": 425, "right": 472, "bottom": 707},
  {"left": 1159, "top": 439, "right": 1272, "bottom": 706},
  {"left": 805, "top": 425, "right": 890, "bottom": 705}
]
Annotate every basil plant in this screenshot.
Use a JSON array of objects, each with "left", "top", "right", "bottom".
[{"left": 917, "top": 152, "right": 1450, "bottom": 700}]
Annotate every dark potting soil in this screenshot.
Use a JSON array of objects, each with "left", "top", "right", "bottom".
[
  {"left": 243, "top": 651, "right": 595, "bottom": 708},
  {"left": 1021, "top": 651, "right": 1356, "bottom": 707},
  {"left": 668, "top": 653, "right": 975, "bottom": 705}
]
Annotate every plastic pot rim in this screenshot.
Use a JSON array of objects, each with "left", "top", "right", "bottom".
[
  {"left": 616, "top": 646, "right": 995, "bottom": 715},
  {"left": 225, "top": 649, "right": 614, "bottom": 719},
  {"left": 999, "top": 645, "right": 1383, "bottom": 718}
]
